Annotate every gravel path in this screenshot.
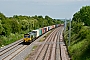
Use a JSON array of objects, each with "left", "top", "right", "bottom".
[{"left": 60, "top": 31, "right": 70, "bottom": 60}]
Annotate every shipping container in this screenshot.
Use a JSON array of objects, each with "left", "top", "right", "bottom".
[
  {"left": 51, "top": 25, "right": 54, "bottom": 29},
  {"left": 42, "top": 28, "right": 44, "bottom": 34},
  {"left": 58, "top": 24, "right": 61, "bottom": 27},
  {"left": 46, "top": 27, "right": 48, "bottom": 31},
  {"left": 55, "top": 24, "right": 58, "bottom": 28},
  {"left": 44, "top": 27, "right": 48, "bottom": 32},
  {"left": 61, "top": 24, "right": 64, "bottom": 26},
  {"left": 32, "top": 29, "right": 39, "bottom": 37},
  {"left": 44, "top": 27, "right": 47, "bottom": 32},
  {"left": 50, "top": 26, "right": 52, "bottom": 30},
  {"left": 44, "top": 27, "right": 47, "bottom": 33},
  {"left": 39, "top": 28, "right": 42, "bottom": 36},
  {"left": 48, "top": 26, "right": 51, "bottom": 31},
  {"left": 53, "top": 25, "right": 55, "bottom": 28},
  {"left": 43, "top": 28, "right": 45, "bottom": 33}
]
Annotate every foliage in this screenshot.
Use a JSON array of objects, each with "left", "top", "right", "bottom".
[
  {"left": 0, "top": 20, "right": 3, "bottom": 34},
  {"left": 0, "top": 12, "right": 63, "bottom": 47},
  {"left": 64, "top": 5, "right": 90, "bottom": 60},
  {"left": 0, "top": 12, "right": 6, "bottom": 20},
  {"left": 72, "top": 6, "right": 90, "bottom": 26}
]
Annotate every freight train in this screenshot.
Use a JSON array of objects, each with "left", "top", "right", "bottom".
[{"left": 23, "top": 24, "right": 62, "bottom": 43}]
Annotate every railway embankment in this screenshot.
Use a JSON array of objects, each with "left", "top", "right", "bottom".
[{"left": 64, "top": 26, "right": 90, "bottom": 60}]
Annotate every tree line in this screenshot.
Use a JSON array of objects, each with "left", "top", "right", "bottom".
[
  {"left": 0, "top": 13, "right": 63, "bottom": 36},
  {"left": 0, "top": 13, "right": 63, "bottom": 47}
]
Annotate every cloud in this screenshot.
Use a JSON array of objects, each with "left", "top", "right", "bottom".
[
  {"left": 31, "top": 0, "right": 90, "bottom": 2},
  {"left": 30, "top": 0, "right": 90, "bottom": 5},
  {"left": 1, "top": 0, "right": 89, "bottom": 2},
  {"left": 0, "top": 0, "right": 89, "bottom": 4}
]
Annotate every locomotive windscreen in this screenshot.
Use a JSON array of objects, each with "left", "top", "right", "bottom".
[{"left": 24, "top": 34, "right": 30, "bottom": 38}]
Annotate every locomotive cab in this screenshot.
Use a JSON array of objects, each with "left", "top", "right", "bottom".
[{"left": 23, "top": 34, "right": 31, "bottom": 42}]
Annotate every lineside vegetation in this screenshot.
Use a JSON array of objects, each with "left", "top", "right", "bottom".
[
  {"left": 0, "top": 13, "right": 63, "bottom": 48},
  {"left": 64, "top": 6, "right": 90, "bottom": 60}
]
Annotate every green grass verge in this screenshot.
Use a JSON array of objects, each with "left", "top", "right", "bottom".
[
  {"left": 64, "top": 26, "right": 90, "bottom": 60},
  {"left": 0, "top": 33, "right": 23, "bottom": 48},
  {"left": 32, "top": 45, "right": 38, "bottom": 51}
]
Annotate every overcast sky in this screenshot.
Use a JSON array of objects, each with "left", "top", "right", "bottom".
[{"left": 0, "top": 0, "right": 90, "bottom": 19}]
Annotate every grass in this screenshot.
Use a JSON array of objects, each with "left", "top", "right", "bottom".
[
  {"left": 39, "top": 38, "right": 45, "bottom": 42},
  {"left": 64, "top": 27, "right": 90, "bottom": 60},
  {"left": 0, "top": 29, "right": 31, "bottom": 48},
  {"left": 32, "top": 45, "right": 38, "bottom": 51},
  {"left": 68, "top": 39, "right": 90, "bottom": 60},
  {"left": 0, "top": 33, "right": 23, "bottom": 48}
]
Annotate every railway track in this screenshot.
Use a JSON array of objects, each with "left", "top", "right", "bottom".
[
  {"left": 0, "top": 27, "right": 58, "bottom": 60},
  {"left": 33, "top": 27, "right": 62, "bottom": 60},
  {"left": 0, "top": 27, "right": 60, "bottom": 60},
  {"left": 0, "top": 39, "right": 28, "bottom": 60},
  {"left": 2, "top": 45, "right": 28, "bottom": 60},
  {"left": 0, "top": 40, "right": 23, "bottom": 53},
  {"left": 56, "top": 31, "right": 62, "bottom": 60},
  {"left": 0, "top": 26, "right": 70, "bottom": 60}
]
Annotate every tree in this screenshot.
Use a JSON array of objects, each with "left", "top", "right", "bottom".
[
  {"left": 11, "top": 19, "right": 21, "bottom": 33},
  {"left": 0, "top": 12, "right": 6, "bottom": 20},
  {"left": 72, "top": 6, "right": 90, "bottom": 26},
  {"left": 0, "top": 20, "right": 3, "bottom": 34},
  {"left": 1, "top": 19, "right": 12, "bottom": 36},
  {"left": 80, "top": 6, "right": 90, "bottom": 26},
  {"left": 21, "top": 20, "right": 28, "bottom": 31}
]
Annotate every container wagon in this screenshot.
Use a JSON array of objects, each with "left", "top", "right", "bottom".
[{"left": 32, "top": 29, "right": 39, "bottom": 38}]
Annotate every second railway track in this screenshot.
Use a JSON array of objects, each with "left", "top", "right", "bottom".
[
  {"left": 2, "top": 45, "right": 28, "bottom": 60},
  {"left": 31, "top": 27, "right": 63, "bottom": 60},
  {"left": 0, "top": 39, "right": 28, "bottom": 60}
]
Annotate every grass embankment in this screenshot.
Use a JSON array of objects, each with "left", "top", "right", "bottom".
[
  {"left": 0, "top": 33, "right": 23, "bottom": 48},
  {"left": 64, "top": 26, "right": 90, "bottom": 60}
]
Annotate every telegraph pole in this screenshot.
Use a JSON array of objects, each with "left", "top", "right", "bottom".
[
  {"left": 69, "top": 19, "right": 71, "bottom": 46},
  {"left": 64, "top": 19, "right": 67, "bottom": 32}
]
